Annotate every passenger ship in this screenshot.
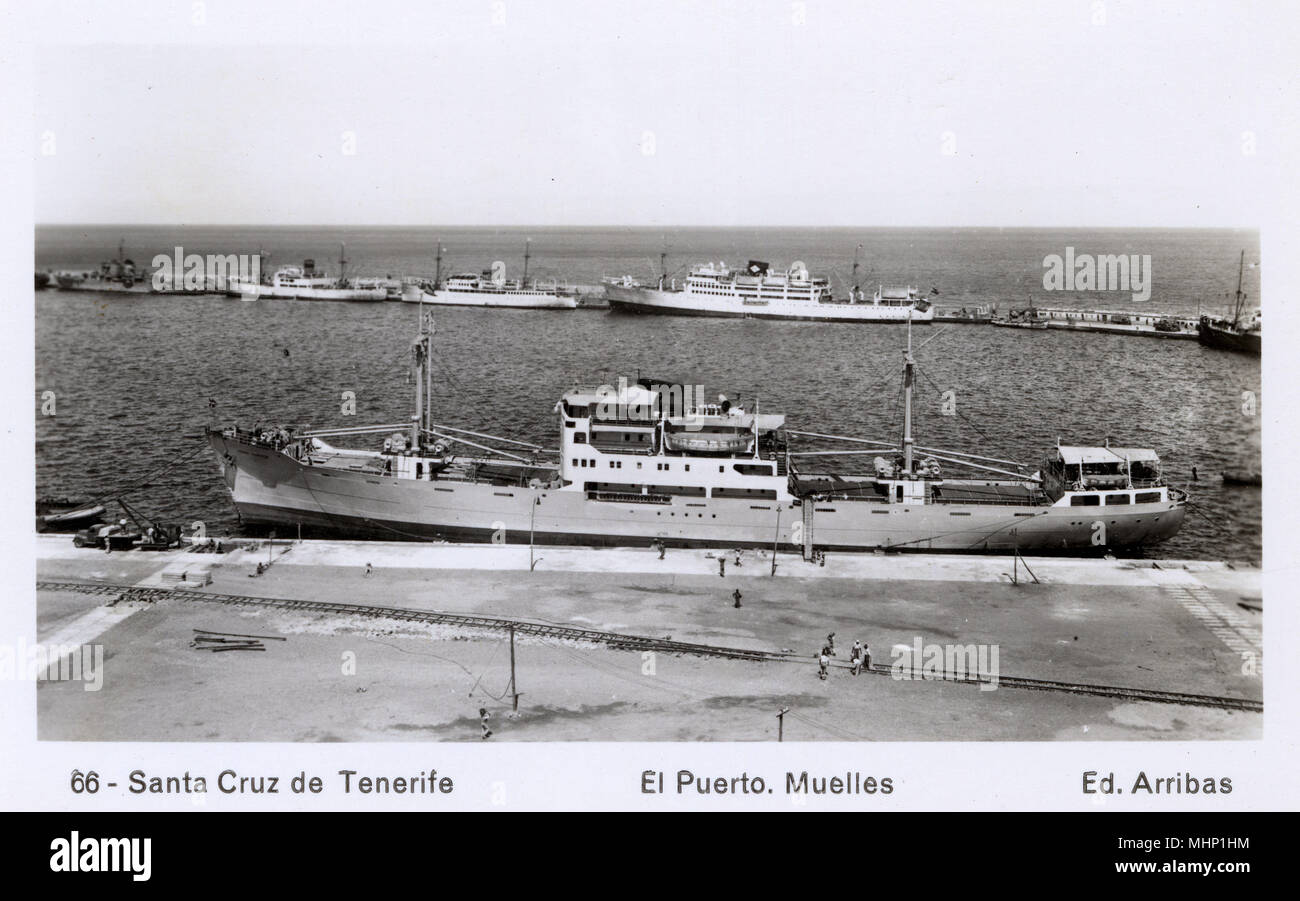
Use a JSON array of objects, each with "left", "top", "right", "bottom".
[
  {"left": 207, "top": 311, "right": 1186, "bottom": 555},
  {"left": 604, "top": 259, "right": 934, "bottom": 322}
]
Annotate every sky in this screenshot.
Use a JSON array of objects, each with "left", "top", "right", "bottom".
[{"left": 27, "top": 0, "right": 1294, "bottom": 226}]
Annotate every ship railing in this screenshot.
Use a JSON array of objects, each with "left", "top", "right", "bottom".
[
  {"left": 589, "top": 439, "right": 656, "bottom": 454},
  {"left": 1074, "top": 477, "right": 1164, "bottom": 490},
  {"left": 928, "top": 495, "right": 1047, "bottom": 507},
  {"left": 587, "top": 490, "right": 672, "bottom": 505}
]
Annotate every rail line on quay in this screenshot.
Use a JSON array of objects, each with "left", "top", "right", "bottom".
[{"left": 37, "top": 580, "right": 1262, "bottom": 714}]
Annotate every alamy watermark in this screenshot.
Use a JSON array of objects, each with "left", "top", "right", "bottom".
[
  {"left": 891, "top": 637, "right": 999, "bottom": 691},
  {"left": 592, "top": 377, "right": 709, "bottom": 429},
  {"left": 1, "top": 639, "right": 103, "bottom": 691},
  {"left": 151, "top": 246, "right": 261, "bottom": 292},
  {"left": 1042, "top": 247, "right": 1152, "bottom": 302}
]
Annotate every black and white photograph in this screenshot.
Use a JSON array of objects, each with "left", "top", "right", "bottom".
[{"left": 3, "top": 0, "right": 1296, "bottom": 830}]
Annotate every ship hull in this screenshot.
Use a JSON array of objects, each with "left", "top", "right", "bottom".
[
  {"left": 210, "top": 432, "right": 1185, "bottom": 553},
  {"left": 401, "top": 287, "right": 576, "bottom": 309},
  {"left": 1197, "top": 321, "right": 1261, "bottom": 355},
  {"left": 56, "top": 276, "right": 152, "bottom": 294},
  {"left": 235, "top": 284, "right": 387, "bottom": 301},
  {"left": 604, "top": 285, "right": 934, "bottom": 322}
]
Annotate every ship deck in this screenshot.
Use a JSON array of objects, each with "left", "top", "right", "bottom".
[{"left": 35, "top": 535, "right": 1261, "bottom": 742}]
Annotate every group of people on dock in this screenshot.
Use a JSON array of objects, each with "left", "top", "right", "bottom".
[{"left": 819, "top": 633, "right": 872, "bottom": 680}]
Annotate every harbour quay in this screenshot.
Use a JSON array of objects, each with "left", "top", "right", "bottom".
[{"left": 35, "top": 535, "right": 1262, "bottom": 742}]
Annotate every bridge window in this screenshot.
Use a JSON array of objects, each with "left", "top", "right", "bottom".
[
  {"left": 1135, "top": 491, "right": 1162, "bottom": 504},
  {"left": 1070, "top": 494, "right": 1101, "bottom": 506},
  {"left": 1104, "top": 494, "right": 1131, "bottom": 505},
  {"left": 574, "top": 432, "right": 587, "bottom": 444}
]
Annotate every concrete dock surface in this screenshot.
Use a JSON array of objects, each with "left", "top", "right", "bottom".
[{"left": 34, "top": 535, "right": 1263, "bottom": 742}]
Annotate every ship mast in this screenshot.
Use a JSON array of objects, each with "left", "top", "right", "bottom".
[
  {"left": 902, "top": 313, "right": 915, "bottom": 475},
  {"left": 434, "top": 238, "right": 442, "bottom": 289},
  {"left": 659, "top": 235, "right": 668, "bottom": 290},
  {"left": 1232, "top": 249, "right": 1246, "bottom": 327},
  {"left": 338, "top": 242, "right": 348, "bottom": 284},
  {"left": 411, "top": 297, "right": 434, "bottom": 450},
  {"left": 852, "top": 243, "right": 862, "bottom": 300},
  {"left": 523, "top": 238, "right": 531, "bottom": 287}
]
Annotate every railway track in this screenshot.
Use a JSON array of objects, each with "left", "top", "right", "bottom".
[{"left": 37, "top": 580, "right": 1262, "bottom": 713}]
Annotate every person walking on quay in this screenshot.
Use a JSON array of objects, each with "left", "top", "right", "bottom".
[
  {"left": 862, "top": 643, "right": 872, "bottom": 674},
  {"left": 818, "top": 652, "right": 830, "bottom": 681},
  {"left": 850, "top": 640, "right": 863, "bottom": 676},
  {"left": 655, "top": 539, "right": 665, "bottom": 560},
  {"left": 825, "top": 632, "right": 836, "bottom": 656},
  {"left": 365, "top": 562, "right": 373, "bottom": 576},
  {"left": 719, "top": 556, "right": 726, "bottom": 578},
  {"left": 479, "top": 707, "right": 493, "bottom": 740},
  {"left": 732, "top": 588, "right": 743, "bottom": 609}
]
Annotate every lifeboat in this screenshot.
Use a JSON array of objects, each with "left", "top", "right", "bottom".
[{"left": 663, "top": 431, "right": 752, "bottom": 453}]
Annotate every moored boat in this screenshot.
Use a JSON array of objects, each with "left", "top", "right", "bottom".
[
  {"left": 206, "top": 312, "right": 1186, "bottom": 555},
  {"left": 605, "top": 255, "right": 935, "bottom": 322},
  {"left": 36, "top": 497, "right": 106, "bottom": 533},
  {"left": 230, "top": 244, "right": 387, "bottom": 301},
  {"left": 400, "top": 240, "right": 576, "bottom": 309},
  {"left": 55, "top": 240, "right": 153, "bottom": 293},
  {"left": 1197, "top": 251, "right": 1261, "bottom": 355}
]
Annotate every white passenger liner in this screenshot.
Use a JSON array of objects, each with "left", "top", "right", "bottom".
[{"left": 604, "top": 260, "right": 935, "bottom": 321}]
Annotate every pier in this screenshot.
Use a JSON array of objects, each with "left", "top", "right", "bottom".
[{"left": 35, "top": 535, "right": 1261, "bottom": 742}]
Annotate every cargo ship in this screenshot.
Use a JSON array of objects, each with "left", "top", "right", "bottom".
[
  {"left": 206, "top": 310, "right": 1186, "bottom": 554},
  {"left": 400, "top": 240, "right": 576, "bottom": 309},
  {"left": 229, "top": 244, "right": 387, "bottom": 301}
]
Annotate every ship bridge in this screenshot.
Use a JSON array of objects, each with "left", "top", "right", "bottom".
[
  {"left": 1041, "top": 445, "right": 1166, "bottom": 500},
  {"left": 555, "top": 383, "right": 791, "bottom": 501}
]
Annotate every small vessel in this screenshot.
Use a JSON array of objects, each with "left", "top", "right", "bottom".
[
  {"left": 355, "top": 277, "right": 403, "bottom": 300},
  {"left": 934, "top": 304, "right": 995, "bottom": 324},
  {"left": 401, "top": 240, "right": 577, "bottom": 309},
  {"left": 1221, "top": 470, "right": 1262, "bottom": 486},
  {"left": 231, "top": 244, "right": 387, "bottom": 301},
  {"left": 35, "top": 271, "right": 51, "bottom": 290},
  {"left": 207, "top": 313, "right": 1186, "bottom": 554},
  {"left": 36, "top": 497, "right": 106, "bottom": 533},
  {"left": 605, "top": 247, "right": 934, "bottom": 322},
  {"left": 55, "top": 240, "right": 153, "bottom": 293},
  {"left": 1198, "top": 251, "right": 1261, "bottom": 355},
  {"left": 991, "top": 316, "right": 1048, "bottom": 330}
]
